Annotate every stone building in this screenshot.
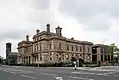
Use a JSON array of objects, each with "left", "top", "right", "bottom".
[
  {"left": 17, "top": 24, "right": 93, "bottom": 65},
  {"left": 92, "top": 44, "right": 111, "bottom": 63},
  {"left": 8, "top": 52, "right": 18, "bottom": 65},
  {"left": 6, "top": 43, "right": 18, "bottom": 65},
  {"left": 6, "top": 43, "right": 11, "bottom": 59}
]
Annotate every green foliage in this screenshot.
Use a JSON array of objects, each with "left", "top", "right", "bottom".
[{"left": 109, "top": 43, "right": 119, "bottom": 55}]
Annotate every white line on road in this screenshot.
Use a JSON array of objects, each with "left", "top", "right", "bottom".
[
  {"left": 4, "top": 70, "right": 8, "bottom": 72},
  {"left": 21, "top": 75, "right": 35, "bottom": 79},
  {"left": 55, "top": 77, "right": 63, "bottom": 80},
  {"left": 113, "top": 75, "right": 119, "bottom": 77},
  {"left": 9, "top": 72, "right": 16, "bottom": 74},
  {"left": 41, "top": 72, "right": 57, "bottom": 76},
  {"left": 2, "top": 68, "right": 34, "bottom": 73},
  {"left": 104, "top": 72, "right": 117, "bottom": 75},
  {"left": 69, "top": 76, "right": 94, "bottom": 80},
  {"left": 71, "top": 71, "right": 115, "bottom": 76},
  {"left": 71, "top": 72, "right": 105, "bottom": 76}
]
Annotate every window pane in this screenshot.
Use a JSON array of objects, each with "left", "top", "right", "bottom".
[
  {"left": 67, "top": 45, "right": 69, "bottom": 51},
  {"left": 50, "top": 44, "right": 52, "bottom": 50},
  {"left": 72, "top": 46, "right": 74, "bottom": 51},
  {"left": 76, "top": 46, "right": 78, "bottom": 51},
  {"left": 59, "top": 44, "right": 61, "bottom": 50}
]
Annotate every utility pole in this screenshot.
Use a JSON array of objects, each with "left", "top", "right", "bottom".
[
  {"left": 77, "top": 59, "right": 79, "bottom": 67},
  {"left": 73, "top": 61, "right": 77, "bottom": 70}
]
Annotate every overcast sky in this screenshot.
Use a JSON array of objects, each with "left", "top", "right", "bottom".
[{"left": 0, "top": 0, "right": 119, "bottom": 58}]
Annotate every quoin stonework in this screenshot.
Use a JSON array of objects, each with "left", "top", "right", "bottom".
[{"left": 17, "top": 24, "right": 112, "bottom": 65}]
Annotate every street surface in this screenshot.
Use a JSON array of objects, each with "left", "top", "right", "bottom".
[{"left": 0, "top": 66, "right": 119, "bottom": 80}]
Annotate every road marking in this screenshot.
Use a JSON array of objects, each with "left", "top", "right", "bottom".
[
  {"left": 21, "top": 75, "right": 35, "bottom": 79},
  {"left": 71, "top": 72, "right": 105, "bottom": 76},
  {"left": 113, "top": 75, "right": 119, "bottom": 77},
  {"left": 55, "top": 77, "right": 63, "bottom": 80},
  {"left": 4, "top": 70, "right": 8, "bottom": 72},
  {"left": 9, "top": 72, "right": 16, "bottom": 74},
  {"left": 2, "top": 68, "right": 34, "bottom": 73},
  {"left": 41, "top": 72, "right": 57, "bottom": 76},
  {"left": 69, "top": 76, "right": 94, "bottom": 80},
  {"left": 104, "top": 72, "right": 117, "bottom": 75}
]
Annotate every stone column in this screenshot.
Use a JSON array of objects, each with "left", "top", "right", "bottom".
[
  {"left": 97, "top": 54, "right": 99, "bottom": 61},
  {"left": 110, "top": 55, "right": 111, "bottom": 62},
  {"left": 103, "top": 54, "right": 105, "bottom": 61}
]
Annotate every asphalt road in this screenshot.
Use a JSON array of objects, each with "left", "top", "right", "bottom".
[{"left": 0, "top": 66, "right": 119, "bottom": 80}]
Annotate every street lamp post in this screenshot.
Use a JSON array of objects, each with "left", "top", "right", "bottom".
[
  {"left": 73, "top": 61, "right": 77, "bottom": 70},
  {"left": 77, "top": 59, "right": 79, "bottom": 67}
]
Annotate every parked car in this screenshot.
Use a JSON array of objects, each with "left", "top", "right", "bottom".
[{"left": 62, "top": 61, "right": 74, "bottom": 67}]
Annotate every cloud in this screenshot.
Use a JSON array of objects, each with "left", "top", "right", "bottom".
[
  {"left": 1, "top": 0, "right": 119, "bottom": 58},
  {"left": 0, "top": 0, "right": 55, "bottom": 58},
  {"left": 84, "top": 14, "right": 111, "bottom": 32},
  {"left": 59, "top": 0, "right": 119, "bottom": 32},
  {"left": 0, "top": 0, "right": 55, "bottom": 41}
]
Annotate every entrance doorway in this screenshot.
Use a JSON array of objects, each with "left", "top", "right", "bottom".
[{"left": 92, "top": 55, "right": 97, "bottom": 62}]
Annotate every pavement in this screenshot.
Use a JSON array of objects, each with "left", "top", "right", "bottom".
[{"left": 0, "top": 65, "right": 119, "bottom": 80}]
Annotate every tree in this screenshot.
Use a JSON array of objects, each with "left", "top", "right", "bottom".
[
  {"left": 109, "top": 43, "right": 119, "bottom": 62},
  {"left": 0, "top": 56, "right": 3, "bottom": 64},
  {"left": 71, "top": 57, "right": 76, "bottom": 62}
]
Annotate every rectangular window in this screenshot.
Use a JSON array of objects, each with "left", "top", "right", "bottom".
[
  {"left": 72, "top": 46, "right": 74, "bottom": 51},
  {"left": 34, "top": 44, "right": 37, "bottom": 52},
  {"left": 76, "top": 46, "right": 78, "bottom": 51},
  {"left": 37, "top": 43, "right": 38, "bottom": 51},
  {"left": 54, "top": 43, "right": 56, "bottom": 49},
  {"left": 39, "top": 43, "right": 42, "bottom": 51},
  {"left": 59, "top": 44, "right": 61, "bottom": 50},
  {"left": 101, "top": 49, "right": 103, "bottom": 53},
  {"left": 36, "top": 44, "right": 37, "bottom": 51},
  {"left": 50, "top": 57, "right": 52, "bottom": 60},
  {"left": 87, "top": 47, "right": 90, "bottom": 52},
  {"left": 40, "top": 54, "right": 42, "bottom": 61},
  {"left": 50, "top": 43, "right": 52, "bottom": 50},
  {"left": 66, "top": 45, "right": 69, "bottom": 51},
  {"left": 101, "top": 55, "right": 103, "bottom": 61},
  {"left": 80, "top": 46, "right": 82, "bottom": 52}
]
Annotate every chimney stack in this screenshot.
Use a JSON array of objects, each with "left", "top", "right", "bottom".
[
  {"left": 56, "top": 25, "right": 62, "bottom": 36},
  {"left": 26, "top": 35, "right": 29, "bottom": 41},
  {"left": 46, "top": 23, "right": 50, "bottom": 33},
  {"left": 71, "top": 37, "right": 74, "bottom": 40},
  {"left": 36, "top": 29, "right": 40, "bottom": 34}
]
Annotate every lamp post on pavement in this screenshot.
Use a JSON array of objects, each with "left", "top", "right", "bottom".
[
  {"left": 73, "top": 61, "right": 77, "bottom": 70},
  {"left": 77, "top": 59, "right": 79, "bottom": 67}
]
